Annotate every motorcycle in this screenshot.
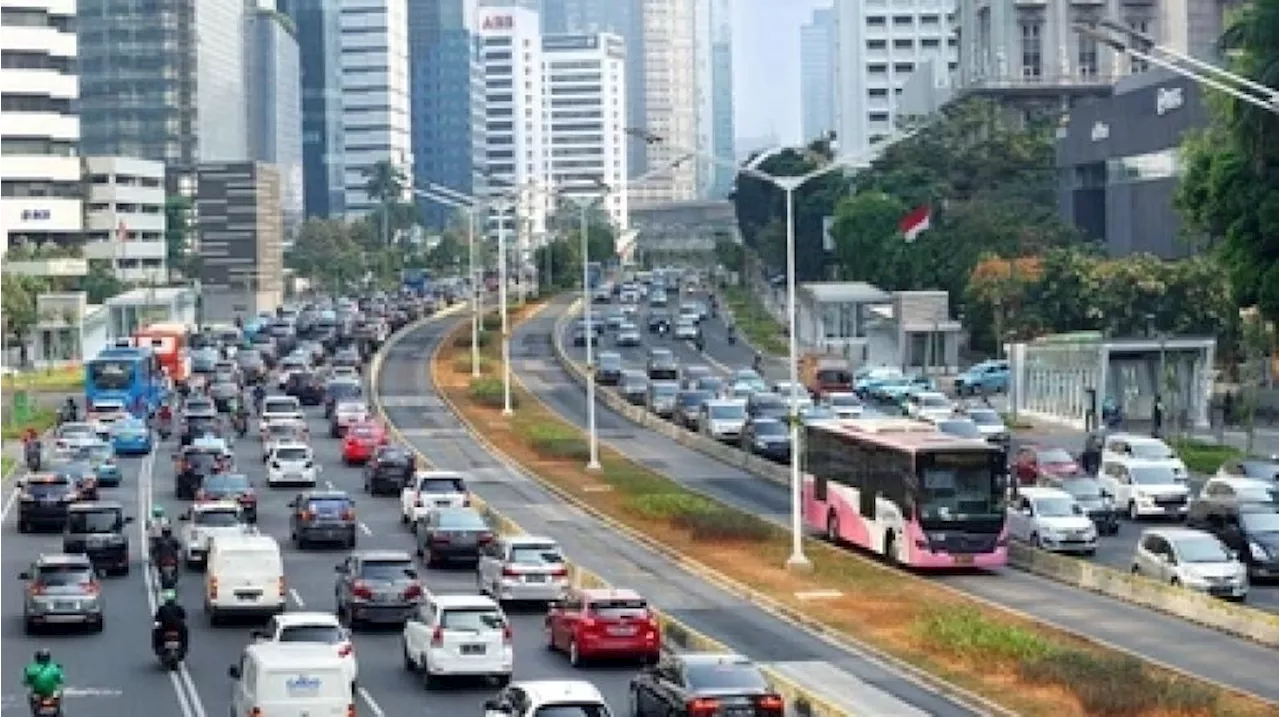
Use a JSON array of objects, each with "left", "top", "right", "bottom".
[
  {"left": 77, "top": 477, "right": 99, "bottom": 501},
  {"left": 24, "top": 441, "right": 41, "bottom": 472},
  {"left": 156, "top": 558, "right": 180, "bottom": 590},
  {"left": 232, "top": 412, "right": 248, "bottom": 438},
  {"left": 28, "top": 693, "right": 62, "bottom": 717},
  {"left": 156, "top": 627, "right": 185, "bottom": 670}
]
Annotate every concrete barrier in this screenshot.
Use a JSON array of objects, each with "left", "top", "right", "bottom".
[
  {"left": 553, "top": 300, "right": 1280, "bottom": 649},
  {"left": 370, "top": 306, "right": 856, "bottom": 716}
]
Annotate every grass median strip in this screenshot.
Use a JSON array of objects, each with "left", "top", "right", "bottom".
[
  {"left": 723, "top": 285, "right": 787, "bottom": 356},
  {"left": 1, "top": 405, "right": 58, "bottom": 441},
  {"left": 1170, "top": 437, "right": 1244, "bottom": 475},
  {"left": 1, "top": 365, "right": 84, "bottom": 392},
  {"left": 433, "top": 312, "right": 1271, "bottom": 717}
]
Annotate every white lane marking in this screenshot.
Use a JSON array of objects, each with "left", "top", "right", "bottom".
[
  {"left": 138, "top": 449, "right": 208, "bottom": 717},
  {"left": 358, "top": 521, "right": 372, "bottom": 536},
  {"left": 358, "top": 687, "right": 387, "bottom": 717},
  {"left": 289, "top": 588, "right": 307, "bottom": 608},
  {"left": 1, "top": 484, "right": 20, "bottom": 522}
]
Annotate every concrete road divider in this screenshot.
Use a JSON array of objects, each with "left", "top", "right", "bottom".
[
  {"left": 552, "top": 300, "right": 1280, "bottom": 649},
  {"left": 370, "top": 306, "right": 859, "bottom": 716}
]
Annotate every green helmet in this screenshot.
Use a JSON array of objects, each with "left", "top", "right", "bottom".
[
  {"left": 160, "top": 588, "right": 178, "bottom": 604},
  {"left": 152, "top": 505, "right": 166, "bottom": 519}
]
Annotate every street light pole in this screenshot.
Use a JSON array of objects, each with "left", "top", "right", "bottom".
[
  {"left": 579, "top": 199, "right": 601, "bottom": 470},
  {"left": 496, "top": 199, "right": 513, "bottom": 416}
]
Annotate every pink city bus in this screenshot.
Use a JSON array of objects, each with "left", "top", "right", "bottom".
[{"left": 802, "top": 418, "right": 1009, "bottom": 569}]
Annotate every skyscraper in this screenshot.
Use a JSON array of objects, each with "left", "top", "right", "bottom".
[
  {"left": 694, "top": 0, "right": 734, "bottom": 199},
  {"left": 247, "top": 6, "right": 304, "bottom": 240},
  {"left": 338, "top": 0, "right": 413, "bottom": 218},
  {"left": 1, "top": 0, "right": 82, "bottom": 255},
  {"left": 630, "top": 0, "right": 698, "bottom": 205},
  {"left": 543, "top": 32, "right": 628, "bottom": 229},
  {"left": 408, "top": 0, "right": 486, "bottom": 229},
  {"left": 281, "top": 0, "right": 347, "bottom": 218},
  {"left": 800, "top": 7, "right": 837, "bottom": 144}
]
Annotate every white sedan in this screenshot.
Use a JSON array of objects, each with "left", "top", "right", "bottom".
[{"left": 253, "top": 612, "right": 358, "bottom": 684}]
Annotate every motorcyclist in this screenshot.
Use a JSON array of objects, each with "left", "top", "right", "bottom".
[
  {"left": 252, "top": 383, "right": 266, "bottom": 413},
  {"left": 59, "top": 397, "right": 78, "bottom": 424},
  {"left": 753, "top": 351, "right": 764, "bottom": 374},
  {"left": 21, "top": 649, "right": 64, "bottom": 706},
  {"left": 726, "top": 324, "right": 736, "bottom": 344},
  {"left": 148, "top": 505, "right": 171, "bottom": 553},
  {"left": 152, "top": 525, "right": 182, "bottom": 568},
  {"left": 152, "top": 589, "right": 188, "bottom": 657}
]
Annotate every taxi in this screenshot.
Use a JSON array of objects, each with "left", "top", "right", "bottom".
[
  {"left": 341, "top": 420, "right": 388, "bottom": 465},
  {"left": 110, "top": 416, "right": 154, "bottom": 455},
  {"left": 78, "top": 440, "right": 122, "bottom": 487}
]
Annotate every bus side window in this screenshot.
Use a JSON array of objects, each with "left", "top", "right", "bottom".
[
  {"left": 859, "top": 447, "right": 879, "bottom": 518},
  {"left": 812, "top": 430, "right": 828, "bottom": 502}
]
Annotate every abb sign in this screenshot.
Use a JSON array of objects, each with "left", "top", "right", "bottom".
[{"left": 482, "top": 14, "right": 512, "bottom": 30}]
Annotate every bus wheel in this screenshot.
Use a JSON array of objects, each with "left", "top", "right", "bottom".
[
  {"left": 825, "top": 511, "right": 840, "bottom": 544},
  {"left": 883, "top": 532, "right": 899, "bottom": 566}
]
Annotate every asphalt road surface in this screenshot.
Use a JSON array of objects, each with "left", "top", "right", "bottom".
[
  {"left": 540, "top": 295, "right": 1278, "bottom": 701},
  {"left": 376, "top": 312, "right": 980, "bottom": 717}
]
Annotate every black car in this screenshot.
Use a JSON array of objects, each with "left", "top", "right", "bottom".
[
  {"left": 630, "top": 653, "right": 785, "bottom": 717},
  {"left": 363, "top": 446, "right": 415, "bottom": 495},
  {"left": 647, "top": 312, "right": 672, "bottom": 333},
  {"left": 324, "top": 378, "right": 364, "bottom": 417},
  {"left": 646, "top": 349, "right": 678, "bottom": 380},
  {"left": 334, "top": 550, "right": 424, "bottom": 628},
  {"left": 63, "top": 501, "right": 133, "bottom": 575},
  {"left": 200, "top": 472, "right": 258, "bottom": 521},
  {"left": 1037, "top": 475, "right": 1120, "bottom": 535},
  {"left": 675, "top": 389, "right": 713, "bottom": 430},
  {"left": 571, "top": 328, "right": 598, "bottom": 347},
  {"left": 745, "top": 392, "right": 788, "bottom": 421},
  {"left": 15, "top": 473, "right": 77, "bottom": 533},
  {"left": 287, "top": 371, "right": 326, "bottom": 405},
  {"left": 619, "top": 370, "right": 649, "bottom": 406},
  {"left": 741, "top": 417, "right": 791, "bottom": 463},
  {"left": 1189, "top": 500, "right": 1279, "bottom": 582},
  {"left": 173, "top": 444, "right": 227, "bottom": 499},
  {"left": 595, "top": 352, "right": 623, "bottom": 386},
  {"left": 183, "top": 410, "right": 223, "bottom": 440},
  {"left": 289, "top": 490, "right": 358, "bottom": 549},
  {"left": 414, "top": 507, "right": 493, "bottom": 566}
]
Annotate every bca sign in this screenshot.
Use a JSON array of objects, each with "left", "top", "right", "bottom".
[{"left": 482, "top": 15, "right": 513, "bottom": 30}]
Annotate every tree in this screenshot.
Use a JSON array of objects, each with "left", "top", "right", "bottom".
[
  {"left": 424, "top": 232, "right": 466, "bottom": 273},
  {"left": 533, "top": 239, "right": 578, "bottom": 290},
  {"left": 286, "top": 219, "right": 365, "bottom": 291},
  {"left": 77, "top": 260, "right": 126, "bottom": 304},
  {"left": 164, "top": 195, "right": 194, "bottom": 279},
  {"left": 2, "top": 274, "right": 46, "bottom": 366},
  {"left": 362, "top": 160, "right": 411, "bottom": 246}
]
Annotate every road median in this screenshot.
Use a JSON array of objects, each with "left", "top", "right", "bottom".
[{"left": 418, "top": 301, "right": 1272, "bottom": 717}]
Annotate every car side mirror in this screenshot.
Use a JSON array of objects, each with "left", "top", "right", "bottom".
[
  {"left": 228, "top": 665, "right": 241, "bottom": 679},
  {"left": 335, "top": 564, "right": 346, "bottom": 573},
  {"left": 14, "top": 479, "right": 24, "bottom": 488},
  {"left": 124, "top": 516, "right": 135, "bottom": 524},
  {"left": 483, "top": 699, "right": 507, "bottom": 713},
  {"left": 19, "top": 571, "right": 31, "bottom": 580},
  {"left": 178, "top": 514, "right": 190, "bottom": 521},
  {"left": 250, "top": 630, "right": 267, "bottom": 640}
]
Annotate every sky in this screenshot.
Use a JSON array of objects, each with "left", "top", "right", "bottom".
[{"left": 730, "top": 0, "right": 830, "bottom": 147}]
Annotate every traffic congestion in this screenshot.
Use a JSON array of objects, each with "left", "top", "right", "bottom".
[
  {"left": 566, "top": 268, "right": 1279, "bottom": 608},
  {"left": 5, "top": 291, "right": 793, "bottom": 717}
]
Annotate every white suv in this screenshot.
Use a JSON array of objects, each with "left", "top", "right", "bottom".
[
  {"left": 1099, "top": 459, "right": 1191, "bottom": 521},
  {"left": 180, "top": 501, "right": 250, "bottom": 568},
  {"left": 266, "top": 442, "right": 319, "bottom": 487},
  {"left": 400, "top": 471, "right": 470, "bottom": 527},
  {"left": 1006, "top": 486, "right": 1098, "bottom": 555},
  {"left": 253, "top": 612, "right": 357, "bottom": 684},
  {"left": 401, "top": 594, "right": 513, "bottom": 689},
  {"left": 1101, "top": 434, "right": 1189, "bottom": 477},
  {"left": 260, "top": 395, "right": 304, "bottom": 428},
  {"left": 484, "top": 681, "right": 610, "bottom": 717}
]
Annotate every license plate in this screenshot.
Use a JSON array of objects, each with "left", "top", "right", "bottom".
[
  {"left": 607, "top": 625, "right": 636, "bottom": 636},
  {"left": 286, "top": 473, "right": 302, "bottom": 480},
  {"left": 954, "top": 554, "right": 974, "bottom": 566},
  {"left": 461, "top": 644, "right": 486, "bottom": 655},
  {"left": 435, "top": 500, "right": 450, "bottom": 507},
  {"left": 163, "top": 640, "right": 181, "bottom": 649},
  {"left": 524, "top": 574, "right": 546, "bottom": 583},
  {"left": 235, "top": 590, "right": 260, "bottom": 600},
  {"left": 53, "top": 601, "right": 76, "bottom": 611}
]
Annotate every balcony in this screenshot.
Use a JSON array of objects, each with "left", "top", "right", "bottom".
[{"left": 957, "top": 70, "right": 1115, "bottom": 98}]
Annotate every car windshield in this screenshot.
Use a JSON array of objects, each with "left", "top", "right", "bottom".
[
  {"left": 1241, "top": 462, "right": 1280, "bottom": 482},
  {"left": 418, "top": 477, "right": 464, "bottom": 493},
  {"left": 1131, "top": 442, "right": 1175, "bottom": 460},
  {"left": 83, "top": 444, "right": 113, "bottom": 461},
  {"left": 1037, "top": 448, "right": 1074, "bottom": 464},
  {"left": 919, "top": 394, "right": 950, "bottom": 407},
  {"left": 918, "top": 452, "right": 1002, "bottom": 520},
  {"left": 275, "top": 447, "right": 310, "bottom": 461},
  {"left": 532, "top": 704, "right": 610, "bottom": 717},
  {"left": 652, "top": 383, "right": 678, "bottom": 397},
  {"left": 650, "top": 349, "right": 673, "bottom": 361},
  {"left": 440, "top": 608, "right": 505, "bottom": 631},
  {"left": 685, "top": 662, "right": 768, "bottom": 691},
  {"left": 754, "top": 421, "right": 787, "bottom": 437},
  {"left": 35, "top": 565, "right": 94, "bottom": 586},
  {"left": 204, "top": 474, "right": 250, "bottom": 492},
  {"left": 359, "top": 560, "right": 413, "bottom": 580},
  {"left": 331, "top": 384, "right": 362, "bottom": 399},
  {"left": 89, "top": 360, "right": 134, "bottom": 389},
  {"left": 184, "top": 453, "right": 219, "bottom": 473},
  {"left": 267, "top": 424, "right": 298, "bottom": 438},
  {"left": 195, "top": 509, "right": 240, "bottom": 527},
  {"left": 679, "top": 392, "right": 711, "bottom": 407},
  {"left": 828, "top": 395, "right": 858, "bottom": 407},
  {"left": 968, "top": 410, "right": 1002, "bottom": 426},
  {"left": 68, "top": 510, "right": 123, "bottom": 532},
  {"left": 114, "top": 422, "right": 146, "bottom": 435},
  {"left": 938, "top": 420, "right": 983, "bottom": 439},
  {"left": 1176, "top": 537, "right": 1234, "bottom": 563},
  {"left": 308, "top": 498, "right": 351, "bottom": 516},
  {"left": 435, "top": 510, "right": 485, "bottom": 529},
  {"left": 511, "top": 544, "right": 562, "bottom": 565},
  {"left": 1130, "top": 466, "right": 1181, "bottom": 485},
  {"left": 350, "top": 426, "right": 376, "bottom": 438},
  {"left": 1060, "top": 479, "right": 1105, "bottom": 500},
  {"left": 60, "top": 424, "right": 95, "bottom": 439},
  {"left": 91, "top": 401, "right": 125, "bottom": 414},
  {"left": 264, "top": 400, "right": 296, "bottom": 413},
  {"left": 1034, "top": 496, "right": 1082, "bottom": 518},
  {"left": 1241, "top": 511, "right": 1280, "bottom": 533},
  {"left": 709, "top": 404, "right": 745, "bottom": 420},
  {"left": 279, "top": 624, "right": 343, "bottom": 644}
]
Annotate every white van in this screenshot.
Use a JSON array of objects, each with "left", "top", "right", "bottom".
[
  {"left": 205, "top": 534, "right": 286, "bottom": 624},
  {"left": 229, "top": 643, "right": 355, "bottom": 717}
]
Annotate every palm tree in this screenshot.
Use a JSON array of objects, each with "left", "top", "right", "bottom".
[{"left": 362, "top": 160, "right": 406, "bottom": 246}]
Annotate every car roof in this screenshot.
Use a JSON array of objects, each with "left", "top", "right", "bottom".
[
  {"left": 1143, "top": 527, "right": 1216, "bottom": 541},
  {"left": 273, "top": 611, "right": 342, "bottom": 627},
  {"left": 67, "top": 501, "right": 124, "bottom": 511},
  {"left": 244, "top": 643, "right": 347, "bottom": 668},
  {"left": 579, "top": 587, "right": 643, "bottom": 601},
  {"left": 678, "top": 652, "right": 752, "bottom": 667},
  {"left": 516, "top": 680, "right": 606, "bottom": 705},
  {"left": 506, "top": 535, "right": 558, "bottom": 547},
  {"left": 432, "top": 593, "right": 499, "bottom": 608},
  {"left": 354, "top": 549, "right": 413, "bottom": 562},
  {"left": 1018, "top": 486, "right": 1070, "bottom": 499},
  {"left": 272, "top": 441, "right": 311, "bottom": 451},
  {"left": 1106, "top": 433, "right": 1164, "bottom": 445},
  {"left": 59, "top": 422, "right": 94, "bottom": 432},
  {"left": 36, "top": 553, "right": 93, "bottom": 567},
  {"left": 192, "top": 500, "right": 241, "bottom": 511}
]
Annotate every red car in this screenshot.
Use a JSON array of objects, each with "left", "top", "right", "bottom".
[
  {"left": 545, "top": 588, "right": 660, "bottom": 666},
  {"left": 341, "top": 421, "right": 388, "bottom": 465},
  {"left": 1013, "top": 445, "right": 1082, "bottom": 486}
]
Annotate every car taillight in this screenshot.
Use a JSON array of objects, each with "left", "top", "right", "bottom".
[
  {"left": 347, "top": 703, "right": 356, "bottom": 717},
  {"left": 249, "top": 708, "right": 263, "bottom": 717},
  {"left": 550, "top": 566, "right": 568, "bottom": 578},
  {"left": 341, "top": 508, "right": 355, "bottom": 520},
  {"left": 27, "top": 582, "right": 46, "bottom": 597},
  {"left": 688, "top": 697, "right": 719, "bottom": 716},
  {"left": 338, "top": 642, "right": 354, "bottom": 658},
  {"left": 430, "top": 626, "right": 444, "bottom": 647},
  {"left": 579, "top": 616, "right": 597, "bottom": 630},
  {"left": 278, "top": 576, "right": 286, "bottom": 597},
  {"left": 208, "top": 577, "right": 218, "bottom": 600},
  {"left": 502, "top": 624, "right": 513, "bottom": 644},
  {"left": 478, "top": 531, "right": 494, "bottom": 544},
  {"left": 414, "top": 497, "right": 423, "bottom": 507},
  {"left": 501, "top": 566, "right": 520, "bottom": 577},
  {"left": 757, "top": 694, "right": 785, "bottom": 713},
  {"left": 403, "top": 583, "right": 423, "bottom": 600},
  {"left": 352, "top": 581, "right": 374, "bottom": 600},
  {"left": 301, "top": 510, "right": 316, "bottom": 521},
  {"left": 81, "top": 581, "right": 101, "bottom": 595}
]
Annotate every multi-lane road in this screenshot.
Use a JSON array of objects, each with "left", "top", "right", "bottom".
[{"left": 522, "top": 293, "right": 1277, "bottom": 701}]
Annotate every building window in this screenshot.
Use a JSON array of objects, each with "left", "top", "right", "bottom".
[
  {"left": 867, "top": 16, "right": 886, "bottom": 26},
  {"left": 892, "top": 15, "right": 912, "bottom": 26},
  {"left": 1019, "top": 18, "right": 1043, "bottom": 78},
  {"left": 893, "top": 38, "right": 913, "bottom": 50},
  {"left": 1127, "top": 18, "right": 1150, "bottom": 72},
  {"left": 1077, "top": 33, "right": 1098, "bottom": 78}
]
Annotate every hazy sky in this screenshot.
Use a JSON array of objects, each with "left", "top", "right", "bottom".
[{"left": 731, "top": 0, "right": 830, "bottom": 146}]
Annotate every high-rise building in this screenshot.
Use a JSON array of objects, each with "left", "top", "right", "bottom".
[
  {"left": 408, "top": 0, "right": 486, "bottom": 229},
  {"left": 338, "top": 0, "right": 413, "bottom": 218},
  {"left": 705, "top": 0, "right": 734, "bottom": 198},
  {"left": 81, "top": 157, "right": 168, "bottom": 282},
  {"left": 0, "top": 0, "right": 83, "bottom": 257},
  {"left": 280, "top": 0, "right": 347, "bottom": 218},
  {"left": 833, "top": 0, "right": 957, "bottom": 157},
  {"left": 630, "top": 0, "right": 698, "bottom": 206},
  {"left": 800, "top": 7, "right": 837, "bottom": 144},
  {"left": 543, "top": 32, "right": 628, "bottom": 230},
  {"left": 195, "top": 162, "right": 285, "bottom": 321},
  {"left": 247, "top": 6, "right": 304, "bottom": 240},
  {"left": 476, "top": 5, "right": 549, "bottom": 236}
]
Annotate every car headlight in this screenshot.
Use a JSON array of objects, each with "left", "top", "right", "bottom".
[{"left": 1249, "top": 542, "right": 1269, "bottom": 561}]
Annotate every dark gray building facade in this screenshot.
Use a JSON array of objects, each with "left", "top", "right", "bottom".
[
  {"left": 1056, "top": 70, "right": 1209, "bottom": 259},
  {"left": 196, "top": 162, "right": 285, "bottom": 322}
]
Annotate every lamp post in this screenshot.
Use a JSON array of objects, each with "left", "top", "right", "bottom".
[
  {"left": 626, "top": 128, "right": 912, "bottom": 571},
  {"left": 415, "top": 186, "right": 482, "bottom": 378},
  {"left": 493, "top": 196, "right": 514, "bottom": 415}
]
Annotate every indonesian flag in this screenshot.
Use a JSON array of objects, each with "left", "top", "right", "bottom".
[
  {"left": 117, "top": 220, "right": 130, "bottom": 242},
  {"left": 898, "top": 204, "right": 931, "bottom": 242}
]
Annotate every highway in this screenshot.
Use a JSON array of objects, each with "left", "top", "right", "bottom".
[
  {"left": 375, "top": 312, "right": 982, "bottom": 716},
  {"left": 530, "top": 293, "right": 1278, "bottom": 701}
]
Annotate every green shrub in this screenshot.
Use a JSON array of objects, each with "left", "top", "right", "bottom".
[
  {"left": 676, "top": 507, "right": 774, "bottom": 542},
  {"left": 482, "top": 314, "right": 503, "bottom": 331},
  {"left": 604, "top": 464, "right": 679, "bottom": 495},
  {"left": 453, "top": 330, "right": 492, "bottom": 349},
  {"left": 1170, "top": 437, "right": 1242, "bottom": 475},
  {"left": 453, "top": 355, "right": 493, "bottom": 375},
  {"left": 1, "top": 405, "right": 57, "bottom": 440},
  {"left": 915, "top": 608, "right": 1058, "bottom": 663},
  {"left": 629, "top": 492, "right": 719, "bottom": 520},
  {"left": 1021, "top": 649, "right": 1217, "bottom": 716},
  {"left": 468, "top": 377, "right": 514, "bottom": 409},
  {"left": 525, "top": 422, "right": 590, "bottom": 460}
]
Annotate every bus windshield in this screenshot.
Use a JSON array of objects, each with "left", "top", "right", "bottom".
[
  {"left": 917, "top": 451, "right": 1004, "bottom": 522},
  {"left": 89, "top": 360, "right": 135, "bottom": 390}
]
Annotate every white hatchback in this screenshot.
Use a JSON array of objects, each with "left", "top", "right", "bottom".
[
  {"left": 1131, "top": 527, "right": 1248, "bottom": 600},
  {"left": 266, "top": 442, "right": 320, "bottom": 487},
  {"left": 181, "top": 501, "right": 250, "bottom": 568},
  {"left": 1006, "top": 487, "right": 1098, "bottom": 555},
  {"left": 402, "top": 594, "right": 513, "bottom": 688}
]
